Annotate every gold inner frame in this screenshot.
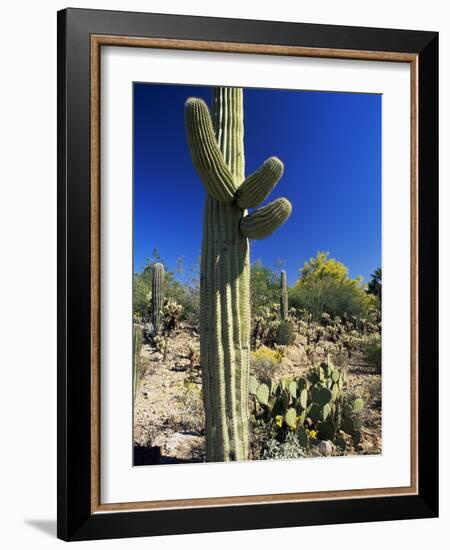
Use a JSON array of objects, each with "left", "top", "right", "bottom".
[{"left": 90, "top": 35, "right": 419, "bottom": 514}]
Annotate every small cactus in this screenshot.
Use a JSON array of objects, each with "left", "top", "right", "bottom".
[
  {"left": 280, "top": 270, "right": 288, "bottom": 321},
  {"left": 353, "top": 397, "right": 364, "bottom": 413},
  {"left": 187, "top": 342, "right": 200, "bottom": 369},
  {"left": 153, "top": 334, "right": 168, "bottom": 359},
  {"left": 133, "top": 324, "right": 143, "bottom": 400},
  {"left": 151, "top": 263, "right": 164, "bottom": 335}
]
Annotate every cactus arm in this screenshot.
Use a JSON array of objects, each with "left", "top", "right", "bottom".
[
  {"left": 236, "top": 157, "right": 284, "bottom": 209},
  {"left": 185, "top": 98, "right": 236, "bottom": 202},
  {"left": 240, "top": 197, "right": 292, "bottom": 239}
]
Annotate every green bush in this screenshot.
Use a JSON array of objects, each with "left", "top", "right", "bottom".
[
  {"left": 289, "top": 279, "right": 374, "bottom": 320},
  {"left": 251, "top": 304, "right": 280, "bottom": 348},
  {"left": 262, "top": 431, "right": 307, "bottom": 460},
  {"left": 133, "top": 261, "right": 199, "bottom": 325},
  {"left": 165, "top": 280, "right": 199, "bottom": 323},
  {"left": 289, "top": 252, "right": 377, "bottom": 320},
  {"left": 362, "top": 334, "right": 382, "bottom": 372},
  {"left": 133, "top": 267, "right": 152, "bottom": 321},
  {"left": 275, "top": 319, "right": 296, "bottom": 345},
  {"left": 251, "top": 346, "right": 283, "bottom": 379},
  {"left": 250, "top": 261, "right": 281, "bottom": 316}
]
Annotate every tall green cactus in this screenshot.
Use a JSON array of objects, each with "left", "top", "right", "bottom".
[
  {"left": 151, "top": 262, "right": 164, "bottom": 335},
  {"left": 185, "top": 87, "right": 292, "bottom": 461},
  {"left": 133, "top": 324, "right": 143, "bottom": 400},
  {"left": 280, "top": 269, "right": 288, "bottom": 320}
]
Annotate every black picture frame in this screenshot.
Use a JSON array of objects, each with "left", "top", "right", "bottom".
[{"left": 57, "top": 7, "right": 438, "bottom": 541}]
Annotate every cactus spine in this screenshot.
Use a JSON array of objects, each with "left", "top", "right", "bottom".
[
  {"left": 185, "top": 87, "right": 292, "bottom": 461},
  {"left": 151, "top": 262, "right": 164, "bottom": 335},
  {"left": 280, "top": 269, "right": 288, "bottom": 320}
]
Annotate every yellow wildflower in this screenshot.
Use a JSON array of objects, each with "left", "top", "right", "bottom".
[{"left": 275, "top": 415, "right": 283, "bottom": 428}]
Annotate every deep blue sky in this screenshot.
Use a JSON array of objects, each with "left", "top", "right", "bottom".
[{"left": 133, "top": 83, "right": 381, "bottom": 286}]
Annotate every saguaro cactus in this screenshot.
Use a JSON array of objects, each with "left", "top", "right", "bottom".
[
  {"left": 185, "top": 87, "right": 292, "bottom": 461},
  {"left": 280, "top": 270, "right": 288, "bottom": 321},
  {"left": 151, "top": 262, "right": 164, "bottom": 335},
  {"left": 133, "top": 324, "right": 143, "bottom": 400}
]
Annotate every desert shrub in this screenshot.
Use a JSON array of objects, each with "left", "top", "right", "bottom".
[
  {"left": 187, "top": 342, "right": 200, "bottom": 369},
  {"left": 290, "top": 252, "right": 376, "bottom": 320},
  {"left": 275, "top": 319, "right": 296, "bottom": 345},
  {"left": 288, "top": 306, "right": 382, "bottom": 366},
  {"left": 367, "top": 267, "right": 382, "bottom": 301},
  {"left": 249, "top": 417, "right": 278, "bottom": 460},
  {"left": 251, "top": 305, "right": 281, "bottom": 348},
  {"left": 133, "top": 268, "right": 152, "bottom": 321},
  {"left": 251, "top": 346, "right": 283, "bottom": 379},
  {"left": 252, "top": 346, "right": 284, "bottom": 364},
  {"left": 250, "top": 261, "right": 281, "bottom": 316},
  {"left": 181, "top": 381, "right": 204, "bottom": 433},
  {"left": 294, "top": 318, "right": 326, "bottom": 363},
  {"left": 133, "top": 254, "right": 200, "bottom": 324},
  {"left": 290, "top": 279, "right": 372, "bottom": 321},
  {"left": 166, "top": 281, "right": 199, "bottom": 324},
  {"left": 161, "top": 299, "right": 183, "bottom": 334},
  {"left": 340, "top": 330, "right": 363, "bottom": 359},
  {"left": 153, "top": 335, "right": 168, "bottom": 359},
  {"left": 362, "top": 334, "right": 382, "bottom": 372},
  {"left": 262, "top": 431, "right": 307, "bottom": 460},
  {"left": 366, "top": 377, "right": 382, "bottom": 409}
]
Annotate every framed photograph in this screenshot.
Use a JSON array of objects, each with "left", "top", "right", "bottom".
[{"left": 57, "top": 8, "right": 438, "bottom": 541}]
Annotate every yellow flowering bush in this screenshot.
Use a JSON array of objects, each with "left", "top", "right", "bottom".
[
  {"left": 251, "top": 346, "right": 284, "bottom": 379},
  {"left": 251, "top": 346, "right": 284, "bottom": 364}
]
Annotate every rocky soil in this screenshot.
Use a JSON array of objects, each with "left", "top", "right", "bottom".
[{"left": 133, "top": 325, "right": 381, "bottom": 465}]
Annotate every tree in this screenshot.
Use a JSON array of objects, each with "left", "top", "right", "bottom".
[
  {"left": 299, "top": 251, "right": 348, "bottom": 282},
  {"left": 290, "top": 251, "right": 375, "bottom": 320},
  {"left": 367, "top": 267, "right": 382, "bottom": 300},
  {"left": 250, "top": 260, "right": 281, "bottom": 315},
  {"left": 133, "top": 264, "right": 153, "bottom": 321},
  {"left": 133, "top": 252, "right": 200, "bottom": 323}
]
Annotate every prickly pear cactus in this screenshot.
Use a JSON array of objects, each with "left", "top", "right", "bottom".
[
  {"left": 280, "top": 270, "right": 288, "bottom": 321},
  {"left": 185, "top": 87, "right": 291, "bottom": 461},
  {"left": 151, "top": 262, "right": 164, "bottom": 335}
]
